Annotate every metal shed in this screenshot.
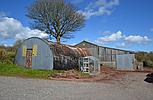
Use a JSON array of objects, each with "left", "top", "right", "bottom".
[
  {"left": 15, "top": 37, "right": 91, "bottom": 70},
  {"left": 15, "top": 37, "right": 53, "bottom": 70}
]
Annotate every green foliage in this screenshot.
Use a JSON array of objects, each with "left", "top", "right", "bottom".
[
  {"left": 0, "top": 44, "right": 17, "bottom": 64},
  {"left": 135, "top": 51, "right": 153, "bottom": 67},
  {"left": 0, "top": 63, "right": 89, "bottom": 79},
  {"left": 80, "top": 72, "right": 90, "bottom": 78},
  {"left": 0, "top": 49, "right": 15, "bottom": 64},
  {"left": 0, "top": 63, "right": 63, "bottom": 79},
  {"left": 143, "top": 60, "right": 153, "bottom": 67},
  {"left": 0, "top": 49, "right": 6, "bottom": 60}
]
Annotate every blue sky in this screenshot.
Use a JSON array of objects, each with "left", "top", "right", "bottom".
[{"left": 0, "top": 0, "right": 153, "bottom": 52}]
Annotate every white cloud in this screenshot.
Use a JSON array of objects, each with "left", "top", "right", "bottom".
[
  {"left": 125, "top": 35, "right": 150, "bottom": 43},
  {"left": 96, "top": 31, "right": 123, "bottom": 44},
  {"left": 79, "top": 0, "right": 119, "bottom": 19},
  {"left": 96, "top": 31, "right": 151, "bottom": 47},
  {"left": 0, "top": 17, "right": 48, "bottom": 40}
]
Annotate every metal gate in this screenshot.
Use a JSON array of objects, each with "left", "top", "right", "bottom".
[
  {"left": 25, "top": 49, "right": 32, "bottom": 68},
  {"left": 116, "top": 54, "right": 135, "bottom": 70}
]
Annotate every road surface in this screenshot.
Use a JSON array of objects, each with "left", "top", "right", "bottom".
[{"left": 0, "top": 72, "right": 153, "bottom": 100}]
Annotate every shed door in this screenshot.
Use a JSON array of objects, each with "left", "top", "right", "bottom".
[
  {"left": 26, "top": 49, "right": 32, "bottom": 68},
  {"left": 116, "top": 54, "right": 134, "bottom": 70}
]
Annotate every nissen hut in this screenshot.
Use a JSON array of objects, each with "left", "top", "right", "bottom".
[{"left": 15, "top": 37, "right": 90, "bottom": 70}]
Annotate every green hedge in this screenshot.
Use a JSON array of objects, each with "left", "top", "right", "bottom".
[
  {"left": 0, "top": 49, "right": 15, "bottom": 64},
  {"left": 135, "top": 51, "right": 153, "bottom": 67}
]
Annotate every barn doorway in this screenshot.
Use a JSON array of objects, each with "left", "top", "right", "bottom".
[
  {"left": 116, "top": 54, "right": 135, "bottom": 70},
  {"left": 25, "top": 49, "right": 32, "bottom": 68}
]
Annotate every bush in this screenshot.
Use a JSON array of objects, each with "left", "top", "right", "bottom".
[
  {"left": 0, "top": 49, "right": 7, "bottom": 62},
  {"left": 0, "top": 49, "right": 15, "bottom": 64},
  {"left": 7, "top": 52, "right": 15, "bottom": 64},
  {"left": 143, "top": 60, "right": 153, "bottom": 67},
  {"left": 136, "top": 51, "right": 153, "bottom": 67}
]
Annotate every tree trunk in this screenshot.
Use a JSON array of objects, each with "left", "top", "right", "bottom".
[{"left": 57, "top": 35, "right": 61, "bottom": 44}]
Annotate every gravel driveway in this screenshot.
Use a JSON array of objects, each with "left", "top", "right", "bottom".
[{"left": 0, "top": 72, "right": 153, "bottom": 100}]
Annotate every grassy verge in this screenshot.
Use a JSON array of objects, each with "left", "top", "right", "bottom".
[
  {"left": 0, "top": 63, "right": 90, "bottom": 79},
  {"left": 80, "top": 72, "right": 90, "bottom": 78},
  {"left": 0, "top": 63, "right": 64, "bottom": 79}
]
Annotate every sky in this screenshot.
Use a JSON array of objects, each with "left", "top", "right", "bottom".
[{"left": 0, "top": 0, "right": 153, "bottom": 52}]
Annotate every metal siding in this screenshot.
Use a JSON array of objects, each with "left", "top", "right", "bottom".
[
  {"left": 15, "top": 37, "right": 53, "bottom": 70},
  {"left": 116, "top": 54, "right": 135, "bottom": 70},
  {"left": 14, "top": 46, "right": 26, "bottom": 66},
  {"left": 106, "top": 48, "right": 112, "bottom": 61},
  {"left": 52, "top": 44, "right": 91, "bottom": 70},
  {"left": 75, "top": 41, "right": 135, "bottom": 70},
  {"left": 88, "top": 48, "right": 98, "bottom": 58},
  {"left": 99, "top": 47, "right": 106, "bottom": 61}
]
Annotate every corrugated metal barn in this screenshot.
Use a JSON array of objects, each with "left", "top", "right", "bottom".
[
  {"left": 15, "top": 37, "right": 53, "bottom": 69},
  {"left": 75, "top": 40, "right": 138, "bottom": 70},
  {"left": 15, "top": 37, "right": 90, "bottom": 70},
  {"left": 51, "top": 43, "right": 90, "bottom": 70},
  {"left": 15, "top": 37, "right": 141, "bottom": 71}
]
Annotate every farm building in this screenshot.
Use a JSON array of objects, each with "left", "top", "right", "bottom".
[
  {"left": 15, "top": 37, "right": 90, "bottom": 70},
  {"left": 75, "top": 41, "right": 142, "bottom": 71},
  {"left": 15, "top": 37, "right": 142, "bottom": 73}
]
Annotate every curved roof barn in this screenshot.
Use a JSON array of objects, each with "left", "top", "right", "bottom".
[{"left": 15, "top": 37, "right": 91, "bottom": 70}]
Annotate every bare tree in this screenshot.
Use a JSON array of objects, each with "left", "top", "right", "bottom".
[{"left": 27, "top": 0, "right": 85, "bottom": 44}]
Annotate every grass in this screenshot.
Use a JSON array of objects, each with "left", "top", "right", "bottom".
[
  {"left": 80, "top": 72, "right": 90, "bottom": 78},
  {"left": 0, "top": 63, "right": 90, "bottom": 79},
  {"left": 0, "top": 63, "right": 64, "bottom": 79}
]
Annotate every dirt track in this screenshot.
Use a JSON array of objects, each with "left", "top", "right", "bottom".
[{"left": 0, "top": 72, "right": 153, "bottom": 100}]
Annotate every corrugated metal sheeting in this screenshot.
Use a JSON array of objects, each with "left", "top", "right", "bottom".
[
  {"left": 51, "top": 44, "right": 90, "bottom": 70},
  {"left": 15, "top": 37, "right": 91, "bottom": 70},
  {"left": 15, "top": 37, "right": 53, "bottom": 70},
  {"left": 75, "top": 41, "right": 132, "bottom": 62},
  {"left": 15, "top": 38, "right": 141, "bottom": 71},
  {"left": 75, "top": 41, "right": 140, "bottom": 70},
  {"left": 116, "top": 54, "right": 135, "bottom": 70}
]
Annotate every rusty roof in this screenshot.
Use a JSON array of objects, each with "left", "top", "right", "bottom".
[{"left": 51, "top": 44, "right": 91, "bottom": 58}]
